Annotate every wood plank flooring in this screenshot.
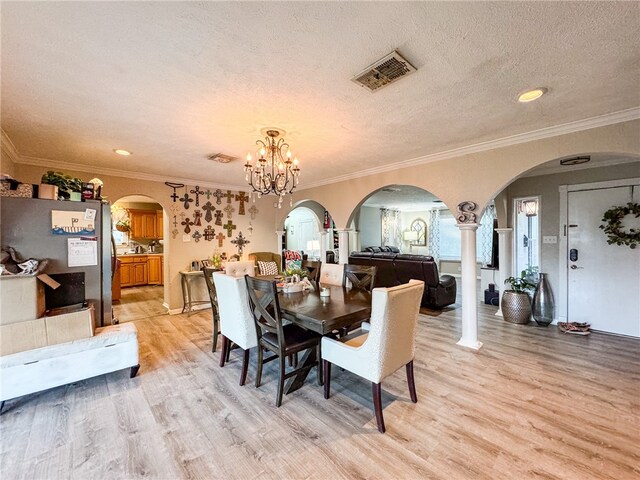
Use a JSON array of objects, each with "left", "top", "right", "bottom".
[
  {"left": 113, "top": 285, "right": 166, "bottom": 323},
  {"left": 1, "top": 299, "right": 639, "bottom": 479}
]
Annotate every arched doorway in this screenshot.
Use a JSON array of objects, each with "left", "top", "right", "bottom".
[
  {"left": 485, "top": 152, "right": 640, "bottom": 336},
  {"left": 281, "top": 199, "right": 337, "bottom": 263},
  {"left": 111, "top": 194, "right": 168, "bottom": 322}
]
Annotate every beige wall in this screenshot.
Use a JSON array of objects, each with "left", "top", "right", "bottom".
[
  {"left": 503, "top": 161, "right": 640, "bottom": 299},
  {"left": 1, "top": 149, "right": 17, "bottom": 178},
  {"left": 14, "top": 164, "right": 278, "bottom": 312},
  {"left": 282, "top": 120, "right": 640, "bottom": 229}
]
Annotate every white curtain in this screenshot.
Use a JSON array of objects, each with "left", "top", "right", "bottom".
[
  {"left": 428, "top": 209, "right": 440, "bottom": 263},
  {"left": 478, "top": 204, "right": 496, "bottom": 264},
  {"left": 381, "top": 208, "right": 402, "bottom": 247}
]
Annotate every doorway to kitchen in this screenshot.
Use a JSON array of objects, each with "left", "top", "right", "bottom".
[{"left": 111, "top": 195, "right": 167, "bottom": 323}]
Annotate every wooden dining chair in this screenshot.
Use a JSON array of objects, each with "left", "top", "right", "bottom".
[
  {"left": 301, "top": 260, "right": 322, "bottom": 284},
  {"left": 322, "top": 280, "right": 425, "bottom": 433},
  {"left": 245, "top": 276, "right": 322, "bottom": 407},
  {"left": 201, "top": 267, "right": 220, "bottom": 352},
  {"left": 343, "top": 264, "right": 377, "bottom": 292},
  {"left": 212, "top": 272, "right": 258, "bottom": 386}
]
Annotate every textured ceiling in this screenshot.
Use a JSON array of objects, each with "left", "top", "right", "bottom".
[
  {"left": 363, "top": 185, "right": 440, "bottom": 211},
  {"left": 2, "top": 2, "right": 639, "bottom": 187}
]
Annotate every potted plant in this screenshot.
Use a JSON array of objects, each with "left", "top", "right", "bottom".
[
  {"left": 502, "top": 274, "right": 537, "bottom": 324},
  {"left": 115, "top": 219, "right": 130, "bottom": 232}
]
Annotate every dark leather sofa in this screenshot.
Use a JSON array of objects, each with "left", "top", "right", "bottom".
[{"left": 349, "top": 250, "right": 456, "bottom": 309}]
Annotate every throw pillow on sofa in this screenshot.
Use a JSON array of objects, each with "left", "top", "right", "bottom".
[{"left": 257, "top": 261, "right": 279, "bottom": 276}]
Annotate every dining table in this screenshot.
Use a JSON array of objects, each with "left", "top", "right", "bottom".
[{"left": 276, "top": 283, "right": 372, "bottom": 394}]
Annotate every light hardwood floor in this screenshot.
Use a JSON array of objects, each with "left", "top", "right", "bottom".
[
  {"left": 1, "top": 300, "right": 639, "bottom": 479},
  {"left": 113, "top": 285, "right": 167, "bottom": 323}
]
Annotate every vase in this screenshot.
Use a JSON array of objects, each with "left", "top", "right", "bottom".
[
  {"left": 501, "top": 291, "right": 532, "bottom": 324},
  {"left": 532, "top": 273, "right": 555, "bottom": 326}
]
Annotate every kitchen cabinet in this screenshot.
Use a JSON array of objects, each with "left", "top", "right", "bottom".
[
  {"left": 118, "top": 255, "right": 163, "bottom": 288},
  {"left": 147, "top": 256, "right": 162, "bottom": 285},
  {"left": 128, "top": 209, "right": 162, "bottom": 239}
]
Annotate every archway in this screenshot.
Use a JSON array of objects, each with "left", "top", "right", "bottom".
[
  {"left": 280, "top": 199, "right": 337, "bottom": 263},
  {"left": 111, "top": 194, "right": 169, "bottom": 322},
  {"left": 482, "top": 151, "right": 640, "bottom": 335}
]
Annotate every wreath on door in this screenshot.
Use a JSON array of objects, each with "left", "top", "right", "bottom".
[{"left": 599, "top": 202, "right": 640, "bottom": 249}]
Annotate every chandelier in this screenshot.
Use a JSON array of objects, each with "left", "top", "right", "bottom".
[{"left": 244, "top": 129, "right": 300, "bottom": 207}]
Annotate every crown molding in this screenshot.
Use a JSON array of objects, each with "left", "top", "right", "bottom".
[
  {"left": 0, "top": 128, "right": 21, "bottom": 164},
  {"left": 14, "top": 154, "right": 247, "bottom": 191},
  {"left": 299, "top": 107, "right": 640, "bottom": 190}
]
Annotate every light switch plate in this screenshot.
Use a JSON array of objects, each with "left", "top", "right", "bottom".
[{"left": 543, "top": 236, "right": 557, "bottom": 244}]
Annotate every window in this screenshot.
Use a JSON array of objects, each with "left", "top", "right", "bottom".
[
  {"left": 514, "top": 197, "right": 540, "bottom": 278},
  {"left": 432, "top": 207, "right": 496, "bottom": 262},
  {"left": 410, "top": 218, "right": 427, "bottom": 246}
]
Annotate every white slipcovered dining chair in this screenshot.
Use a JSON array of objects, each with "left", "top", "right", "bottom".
[
  {"left": 224, "top": 261, "right": 256, "bottom": 278},
  {"left": 321, "top": 280, "right": 425, "bottom": 433},
  {"left": 319, "top": 263, "right": 344, "bottom": 286},
  {"left": 212, "top": 272, "right": 258, "bottom": 385}
]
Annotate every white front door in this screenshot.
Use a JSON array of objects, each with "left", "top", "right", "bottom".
[{"left": 567, "top": 185, "right": 640, "bottom": 336}]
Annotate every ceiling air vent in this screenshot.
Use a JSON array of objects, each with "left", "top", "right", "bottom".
[
  {"left": 351, "top": 50, "right": 417, "bottom": 92},
  {"left": 207, "top": 153, "right": 237, "bottom": 164}
]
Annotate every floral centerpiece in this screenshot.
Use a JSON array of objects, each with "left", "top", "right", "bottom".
[{"left": 211, "top": 252, "right": 223, "bottom": 270}]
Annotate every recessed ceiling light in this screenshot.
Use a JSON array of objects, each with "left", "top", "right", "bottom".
[
  {"left": 113, "top": 149, "right": 132, "bottom": 156},
  {"left": 518, "top": 88, "right": 547, "bottom": 103}
]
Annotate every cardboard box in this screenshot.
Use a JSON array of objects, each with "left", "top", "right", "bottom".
[
  {"left": 0, "top": 276, "right": 46, "bottom": 325},
  {"left": 0, "top": 318, "right": 48, "bottom": 355},
  {"left": 44, "top": 306, "right": 94, "bottom": 346},
  {"left": 38, "top": 183, "right": 59, "bottom": 200}
]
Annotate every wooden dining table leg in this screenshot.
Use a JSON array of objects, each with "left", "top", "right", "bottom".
[{"left": 284, "top": 348, "right": 317, "bottom": 395}]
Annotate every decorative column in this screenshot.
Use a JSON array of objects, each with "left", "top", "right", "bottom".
[
  {"left": 336, "top": 229, "right": 350, "bottom": 265},
  {"left": 319, "top": 230, "right": 328, "bottom": 264},
  {"left": 455, "top": 202, "right": 482, "bottom": 350},
  {"left": 494, "top": 228, "right": 513, "bottom": 317},
  {"left": 351, "top": 230, "right": 360, "bottom": 253},
  {"left": 276, "top": 230, "right": 285, "bottom": 254}
]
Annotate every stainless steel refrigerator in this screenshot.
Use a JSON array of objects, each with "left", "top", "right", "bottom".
[{"left": 1, "top": 197, "right": 113, "bottom": 326}]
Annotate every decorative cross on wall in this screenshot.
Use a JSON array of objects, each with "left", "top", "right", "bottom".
[
  {"left": 193, "top": 209, "right": 203, "bottom": 226},
  {"left": 224, "top": 204, "right": 235, "bottom": 219},
  {"left": 179, "top": 192, "right": 193, "bottom": 210},
  {"left": 203, "top": 225, "right": 215, "bottom": 241},
  {"left": 235, "top": 191, "right": 249, "bottom": 215},
  {"left": 212, "top": 189, "right": 224, "bottom": 205},
  {"left": 165, "top": 182, "right": 184, "bottom": 202},
  {"left": 181, "top": 217, "right": 194, "bottom": 234},
  {"left": 190, "top": 186, "right": 204, "bottom": 206},
  {"left": 223, "top": 190, "right": 234, "bottom": 204},
  {"left": 248, "top": 205, "right": 259, "bottom": 220},
  {"left": 192, "top": 231, "right": 202, "bottom": 243},
  {"left": 231, "top": 232, "right": 250, "bottom": 255},
  {"left": 202, "top": 201, "right": 215, "bottom": 223},
  {"left": 214, "top": 209, "right": 223, "bottom": 226},
  {"left": 171, "top": 229, "right": 179, "bottom": 239},
  {"left": 216, "top": 232, "right": 225, "bottom": 247},
  {"left": 223, "top": 219, "right": 237, "bottom": 237},
  {"left": 204, "top": 189, "right": 213, "bottom": 200},
  {"left": 172, "top": 215, "right": 177, "bottom": 227},
  {"left": 169, "top": 204, "right": 181, "bottom": 215}
]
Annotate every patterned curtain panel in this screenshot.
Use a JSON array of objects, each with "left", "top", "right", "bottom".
[
  {"left": 478, "top": 204, "right": 496, "bottom": 264},
  {"left": 380, "top": 208, "right": 402, "bottom": 247},
  {"left": 428, "top": 209, "right": 440, "bottom": 263}
]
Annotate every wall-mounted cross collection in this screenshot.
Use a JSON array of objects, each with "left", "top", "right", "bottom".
[{"left": 166, "top": 183, "right": 260, "bottom": 254}]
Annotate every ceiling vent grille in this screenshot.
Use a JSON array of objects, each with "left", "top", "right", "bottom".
[
  {"left": 351, "top": 51, "right": 416, "bottom": 92},
  {"left": 207, "top": 153, "right": 237, "bottom": 164}
]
